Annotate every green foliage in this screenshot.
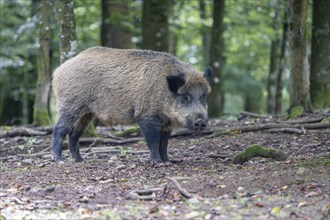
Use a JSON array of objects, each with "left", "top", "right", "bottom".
[
  {"left": 115, "top": 126, "right": 141, "bottom": 137},
  {"left": 0, "top": 0, "right": 317, "bottom": 125},
  {"left": 232, "top": 144, "right": 288, "bottom": 165},
  {"left": 83, "top": 123, "right": 98, "bottom": 137},
  {"left": 33, "top": 109, "right": 51, "bottom": 126}
]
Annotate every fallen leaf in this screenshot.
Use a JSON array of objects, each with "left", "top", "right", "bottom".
[
  {"left": 305, "top": 191, "right": 320, "bottom": 198},
  {"left": 271, "top": 207, "right": 281, "bottom": 215},
  {"left": 306, "top": 185, "right": 317, "bottom": 189},
  {"left": 281, "top": 185, "right": 288, "bottom": 190},
  {"left": 298, "top": 202, "right": 308, "bottom": 207},
  {"left": 185, "top": 211, "right": 200, "bottom": 219}
]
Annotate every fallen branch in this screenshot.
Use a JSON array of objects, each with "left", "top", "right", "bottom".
[
  {"left": 210, "top": 122, "right": 330, "bottom": 137},
  {"left": 0, "top": 128, "right": 47, "bottom": 138},
  {"left": 165, "top": 177, "right": 194, "bottom": 199},
  {"left": 239, "top": 111, "right": 269, "bottom": 119},
  {"left": 264, "top": 128, "right": 306, "bottom": 134},
  {"left": 83, "top": 149, "right": 149, "bottom": 158},
  {"left": 276, "top": 117, "right": 324, "bottom": 124},
  {"left": 79, "top": 137, "right": 143, "bottom": 145},
  {"left": 126, "top": 187, "right": 165, "bottom": 200}
]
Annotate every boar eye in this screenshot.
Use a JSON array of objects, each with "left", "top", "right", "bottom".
[{"left": 183, "top": 94, "right": 191, "bottom": 102}]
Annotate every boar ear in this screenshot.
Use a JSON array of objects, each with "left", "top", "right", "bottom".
[
  {"left": 166, "top": 74, "right": 186, "bottom": 93},
  {"left": 204, "top": 67, "right": 212, "bottom": 80}
]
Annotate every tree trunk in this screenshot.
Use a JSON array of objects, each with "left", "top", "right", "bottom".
[
  {"left": 207, "top": 0, "right": 225, "bottom": 117},
  {"left": 266, "top": 10, "right": 280, "bottom": 115},
  {"left": 310, "top": 0, "right": 330, "bottom": 109},
  {"left": 56, "top": 0, "right": 78, "bottom": 63},
  {"left": 101, "top": 0, "right": 133, "bottom": 48},
  {"left": 142, "top": 0, "right": 171, "bottom": 52},
  {"left": 33, "top": 0, "right": 52, "bottom": 126},
  {"left": 275, "top": 10, "right": 288, "bottom": 115},
  {"left": 199, "top": 0, "right": 210, "bottom": 67},
  {"left": 287, "top": 0, "right": 312, "bottom": 113}
]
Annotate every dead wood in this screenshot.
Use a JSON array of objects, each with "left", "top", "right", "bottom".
[
  {"left": 165, "top": 177, "right": 194, "bottom": 199},
  {"left": 264, "top": 128, "right": 306, "bottom": 134},
  {"left": 210, "top": 122, "right": 330, "bottom": 137},
  {"left": 125, "top": 187, "right": 164, "bottom": 200},
  {"left": 276, "top": 117, "right": 324, "bottom": 124},
  {"left": 83, "top": 149, "right": 149, "bottom": 158},
  {"left": 79, "top": 137, "right": 143, "bottom": 145},
  {"left": 239, "top": 111, "right": 270, "bottom": 118},
  {"left": 0, "top": 128, "right": 47, "bottom": 138}
]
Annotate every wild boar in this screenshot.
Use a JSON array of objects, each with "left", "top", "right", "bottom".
[{"left": 52, "top": 47, "right": 211, "bottom": 164}]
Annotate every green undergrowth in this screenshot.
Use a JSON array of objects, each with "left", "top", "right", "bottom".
[
  {"left": 83, "top": 123, "right": 98, "bottom": 137},
  {"left": 115, "top": 126, "right": 140, "bottom": 137},
  {"left": 33, "top": 110, "right": 51, "bottom": 126},
  {"left": 287, "top": 105, "right": 304, "bottom": 119},
  {"left": 232, "top": 144, "right": 288, "bottom": 165}
]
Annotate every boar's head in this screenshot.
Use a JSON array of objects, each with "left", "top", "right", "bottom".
[{"left": 167, "top": 67, "right": 212, "bottom": 131}]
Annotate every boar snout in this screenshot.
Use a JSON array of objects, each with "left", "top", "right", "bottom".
[{"left": 193, "top": 118, "right": 207, "bottom": 130}]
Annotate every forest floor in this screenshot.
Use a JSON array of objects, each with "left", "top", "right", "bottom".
[{"left": 0, "top": 113, "right": 329, "bottom": 220}]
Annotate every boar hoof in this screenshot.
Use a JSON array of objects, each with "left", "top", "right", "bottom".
[
  {"left": 74, "top": 156, "right": 84, "bottom": 162},
  {"left": 153, "top": 163, "right": 166, "bottom": 167},
  {"left": 52, "top": 154, "right": 64, "bottom": 164}
]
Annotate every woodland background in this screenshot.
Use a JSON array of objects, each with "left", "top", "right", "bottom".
[{"left": 0, "top": 0, "right": 329, "bottom": 126}]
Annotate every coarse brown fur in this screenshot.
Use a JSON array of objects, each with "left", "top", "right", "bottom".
[{"left": 52, "top": 46, "right": 211, "bottom": 164}]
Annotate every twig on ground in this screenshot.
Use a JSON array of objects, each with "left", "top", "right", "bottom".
[
  {"left": 83, "top": 149, "right": 149, "bottom": 158},
  {"left": 79, "top": 137, "right": 143, "bottom": 145},
  {"left": 264, "top": 128, "right": 306, "bottom": 134},
  {"left": 125, "top": 187, "right": 165, "bottom": 200},
  {"left": 165, "top": 177, "right": 194, "bottom": 199}
]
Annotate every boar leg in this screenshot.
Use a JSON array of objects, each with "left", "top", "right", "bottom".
[
  {"left": 68, "top": 113, "right": 93, "bottom": 162},
  {"left": 52, "top": 119, "right": 70, "bottom": 162},
  {"left": 159, "top": 130, "right": 172, "bottom": 163},
  {"left": 139, "top": 122, "right": 163, "bottom": 164}
]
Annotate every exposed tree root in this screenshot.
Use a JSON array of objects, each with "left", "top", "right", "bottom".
[{"left": 165, "top": 177, "right": 194, "bottom": 199}]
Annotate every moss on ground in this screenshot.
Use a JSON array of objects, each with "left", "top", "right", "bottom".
[
  {"left": 287, "top": 106, "right": 304, "bottom": 119},
  {"left": 299, "top": 153, "right": 330, "bottom": 167},
  {"left": 83, "top": 123, "right": 98, "bottom": 137},
  {"left": 232, "top": 144, "right": 288, "bottom": 165}
]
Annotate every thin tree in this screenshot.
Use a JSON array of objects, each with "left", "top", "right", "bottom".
[
  {"left": 310, "top": 0, "right": 330, "bottom": 109},
  {"left": 33, "top": 0, "right": 52, "bottom": 125},
  {"left": 208, "top": 0, "right": 225, "bottom": 117},
  {"left": 267, "top": 10, "right": 280, "bottom": 115},
  {"left": 287, "top": 0, "right": 312, "bottom": 112},
  {"left": 142, "top": 0, "right": 171, "bottom": 52},
  {"left": 275, "top": 10, "right": 288, "bottom": 115},
  {"left": 56, "top": 0, "right": 77, "bottom": 63},
  {"left": 101, "top": 0, "right": 133, "bottom": 48}
]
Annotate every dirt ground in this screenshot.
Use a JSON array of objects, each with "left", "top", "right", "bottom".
[{"left": 0, "top": 114, "right": 329, "bottom": 220}]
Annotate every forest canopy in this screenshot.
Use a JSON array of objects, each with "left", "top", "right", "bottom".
[{"left": 0, "top": 0, "right": 329, "bottom": 125}]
